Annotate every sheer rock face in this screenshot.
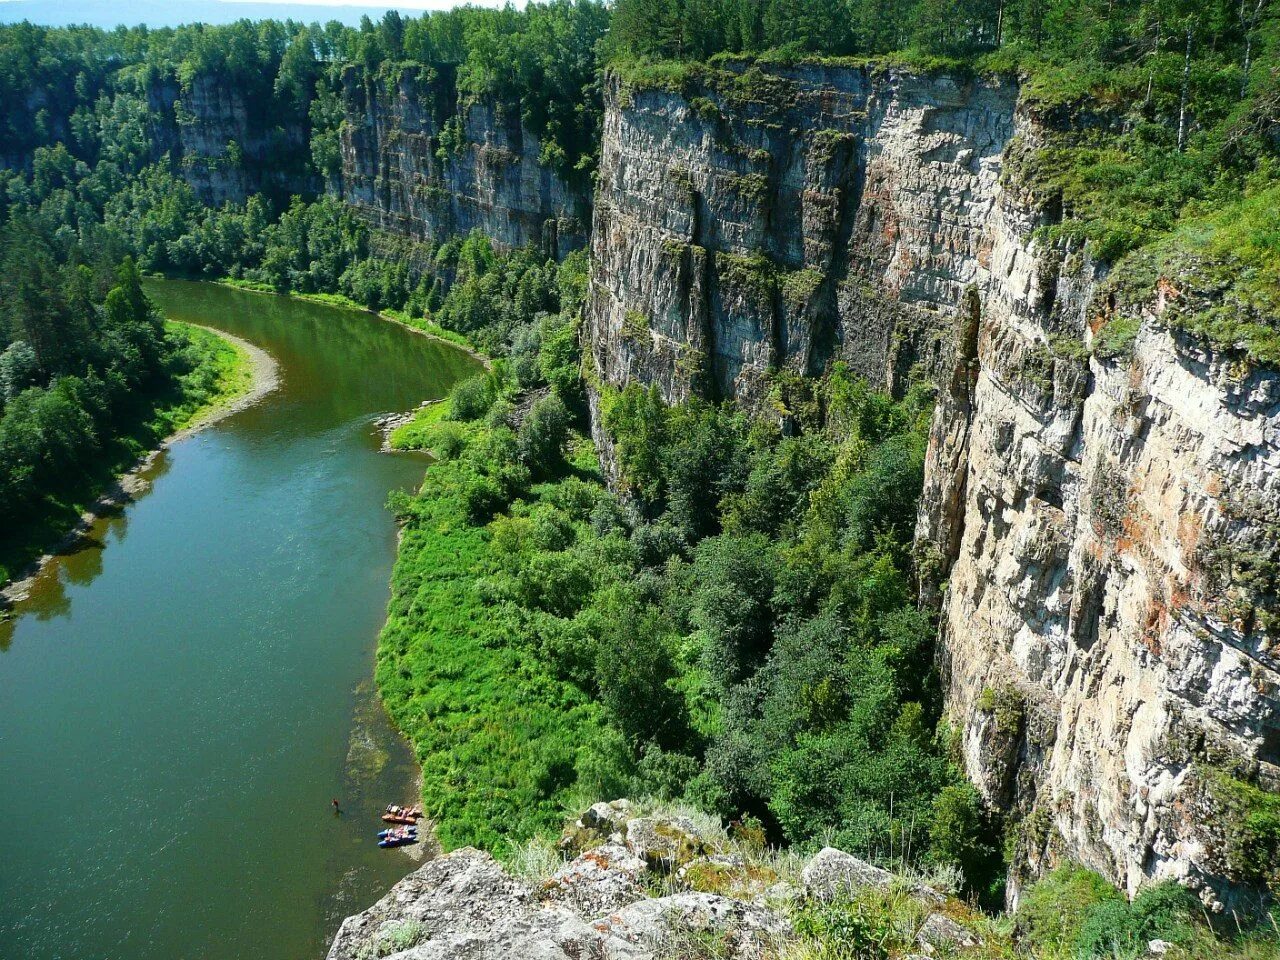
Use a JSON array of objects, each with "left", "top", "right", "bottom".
[
  {"left": 583, "top": 61, "right": 1280, "bottom": 906},
  {"left": 334, "top": 64, "right": 590, "bottom": 257},
  {"left": 146, "top": 73, "right": 311, "bottom": 206},
  {"left": 585, "top": 64, "right": 1016, "bottom": 409}
]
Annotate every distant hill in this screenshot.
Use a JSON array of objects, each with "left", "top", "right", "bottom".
[{"left": 0, "top": 1, "right": 462, "bottom": 29}]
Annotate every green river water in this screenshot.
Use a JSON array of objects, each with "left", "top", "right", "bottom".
[{"left": 0, "top": 280, "right": 481, "bottom": 960}]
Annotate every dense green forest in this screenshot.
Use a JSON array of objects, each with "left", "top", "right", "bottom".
[{"left": 1, "top": 2, "right": 1278, "bottom": 956}]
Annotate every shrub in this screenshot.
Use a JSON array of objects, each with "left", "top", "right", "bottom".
[
  {"left": 518, "top": 394, "right": 570, "bottom": 478},
  {"left": 1076, "top": 882, "right": 1197, "bottom": 957},
  {"left": 449, "top": 374, "right": 496, "bottom": 421},
  {"left": 927, "top": 782, "right": 999, "bottom": 895},
  {"left": 1015, "top": 865, "right": 1124, "bottom": 953}
]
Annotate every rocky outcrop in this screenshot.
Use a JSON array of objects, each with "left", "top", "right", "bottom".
[
  {"left": 335, "top": 64, "right": 589, "bottom": 257},
  {"left": 326, "top": 804, "right": 794, "bottom": 960},
  {"left": 582, "top": 59, "right": 1280, "bottom": 907},
  {"left": 146, "top": 72, "right": 311, "bottom": 206},
  {"left": 802, "top": 847, "right": 944, "bottom": 904},
  {"left": 585, "top": 62, "right": 1015, "bottom": 408},
  {"left": 326, "top": 803, "right": 985, "bottom": 960}
]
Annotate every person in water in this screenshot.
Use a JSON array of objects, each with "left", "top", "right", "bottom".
[{"left": 332, "top": 798, "right": 341, "bottom": 814}]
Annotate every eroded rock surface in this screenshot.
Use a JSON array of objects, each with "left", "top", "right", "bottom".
[
  {"left": 582, "top": 59, "right": 1280, "bottom": 905},
  {"left": 325, "top": 804, "right": 994, "bottom": 959},
  {"left": 335, "top": 64, "right": 589, "bottom": 256},
  {"left": 327, "top": 844, "right": 791, "bottom": 960}
]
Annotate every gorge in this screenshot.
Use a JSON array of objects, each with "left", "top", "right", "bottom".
[{"left": 1, "top": 3, "right": 1278, "bottom": 957}]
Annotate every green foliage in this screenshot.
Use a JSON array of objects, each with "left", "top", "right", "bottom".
[
  {"left": 0, "top": 247, "right": 250, "bottom": 583},
  {"left": 379, "top": 448, "right": 604, "bottom": 848},
  {"left": 1207, "top": 769, "right": 1280, "bottom": 895},
  {"left": 928, "top": 781, "right": 1002, "bottom": 897},
  {"left": 791, "top": 897, "right": 888, "bottom": 960},
  {"left": 1015, "top": 865, "right": 1125, "bottom": 953},
  {"left": 518, "top": 393, "right": 571, "bottom": 479},
  {"left": 1103, "top": 185, "right": 1280, "bottom": 366},
  {"left": 449, "top": 374, "right": 498, "bottom": 422},
  {"left": 1075, "top": 882, "right": 1198, "bottom": 957},
  {"left": 378, "top": 332, "right": 981, "bottom": 883}
]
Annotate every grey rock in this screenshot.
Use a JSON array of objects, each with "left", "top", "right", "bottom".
[
  {"left": 916, "top": 912, "right": 979, "bottom": 951},
  {"left": 540, "top": 843, "right": 647, "bottom": 917},
  {"left": 326, "top": 848, "right": 613, "bottom": 960},
  {"left": 802, "top": 848, "right": 943, "bottom": 904},
  {"left": 591, "top": 891, "right": 792, "bottom": 960},
  {"left": 559, "top": 799, "right": 636, "bottom": 854},
  {"left": 625, "top": 815, "right": 706, "bottom": 871},
  {"left": 583, "top": 799, "right": 634, "bottom": 833},
  {"left": 144, "top": 72, "right": 311, "bottom": 206},
  {"left": 328, "top": 844, "right": 791, "bottom": 960},
  {"left": 334, "top": 65, "right": 589, "bottom": 257}
]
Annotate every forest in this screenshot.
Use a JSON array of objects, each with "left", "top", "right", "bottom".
[{"left": 0, "top": 1, "right": 1278, "bottom": 957}]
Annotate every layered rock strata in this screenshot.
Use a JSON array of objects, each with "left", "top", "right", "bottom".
[
  {"left": 335, "top": 64, "right": 590, "bottom": 257},
  {"left": 584, "top": 60, "right": 1280, "bottom": 905},
  {"left": 585, "top": 63, "right": 1016, "bottom": 407},
  {"left": 146, "top": 72, "right": 311, "bottom": 205}
]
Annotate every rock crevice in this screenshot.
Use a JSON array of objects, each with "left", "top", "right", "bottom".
[{"left": 582, "top": 60, "right": 1280, "bottom": 905}]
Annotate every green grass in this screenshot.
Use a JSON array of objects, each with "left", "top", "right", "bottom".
[
  {"left": 376, "top": 446, "right": 605, "bottom": 850},
  {"left": 387, "top": 400, "right": 452, "bottom": 451},
  {"left": 1100, "top": 185, "right": 1280, "bottom": 366},
  {"left": 379, "top": 307, "right": 479, "bottom": 353},
  {"left": 0, "top": 321, "right": 253, "bottom": 588},
  {"left": 155, "top": 321, "right": 255, "bottom": 433}
]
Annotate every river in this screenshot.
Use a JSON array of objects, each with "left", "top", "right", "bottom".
[{"left": 0, "top": 280, "right": 481, "bottom": 960}]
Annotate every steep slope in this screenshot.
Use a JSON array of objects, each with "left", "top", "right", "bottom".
[
  {"left": 334, "top": 64, "right": 590, "bottom": 257},
  {"left": 584, "top": 59, "right": 1280, "bottom": 907},
  {"left": 146, "top": 72, "right": 312, "bottom": 205},
  {"left": 585, "top": 62, "right": 1016, "bottom": 407}
]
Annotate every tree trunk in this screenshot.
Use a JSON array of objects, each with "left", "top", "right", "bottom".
[
  {"left": 1241, "top": 0, "right": 1267, "bottom": 97},
  {"left": 1177, "top": 27, "right": 1193, "bottom": 152},
  {"left": 1145, "top": 18, "right": 1161, "bottom": 110}
]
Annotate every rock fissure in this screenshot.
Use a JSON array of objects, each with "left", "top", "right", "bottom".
[{"left": 578, "top": 61, "right": 1280, "bottom": 906}]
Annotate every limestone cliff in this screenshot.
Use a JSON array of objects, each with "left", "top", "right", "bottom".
[
  {"left": 146, "top": 72, "right": 312, "bottom": 206},
  {"left": 585, "top": 63, "right": 1016, "bottom": 407},
  {"left": 334, "top": 64, "right": 590, "bottom": 257},
  {"left": 583, "top": 60, "right": 1280, "bottom": 907}
]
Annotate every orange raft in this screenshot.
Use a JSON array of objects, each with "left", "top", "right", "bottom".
[{"left": 381, "top": 805, "right": 423, "bottom": 825}]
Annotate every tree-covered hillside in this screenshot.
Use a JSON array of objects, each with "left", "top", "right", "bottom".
[{"left": 1, "top": 4, "right": 1278, "bottom": 957}]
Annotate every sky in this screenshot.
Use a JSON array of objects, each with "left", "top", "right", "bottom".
[
  {"left": 0, "top": 0, "right": 520, "bottom": 28},
  {"left": 216, "top": 0, "right": 497, "bottom": 7}
]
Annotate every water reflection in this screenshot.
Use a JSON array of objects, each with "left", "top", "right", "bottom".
[{"left": 0, "top": 280, "right": 478, "bottom": 960}]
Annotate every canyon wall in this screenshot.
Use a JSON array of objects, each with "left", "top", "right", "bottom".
[
  {"left": 585, "top": 60, "right": 1280, "bottom": 907},
  {"left": 146, "top": 72, "right": 311, "bottom": 206},
  {"left": 334, "top": 64, "right": 590, "bottom": 257},
  {"left": 586, "top": 64, "right": 1016, "bottom": 407}
]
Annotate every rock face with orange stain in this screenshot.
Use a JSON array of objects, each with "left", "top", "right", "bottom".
[
  {"left": 930, "top": 293, "right": 1280, "bottom": 909},
  {"left": 583, "top": 60, "right": 1279, "bottom": 908}
]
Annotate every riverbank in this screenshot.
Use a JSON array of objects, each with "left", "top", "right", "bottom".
[
  {"left": 166, "top": 324, "right": 279, "bottom": 441},
  {"left": 213, "top": 279, "right": 492, "bottom": 369},
  {"left": 0, "top": 323, "right": 278, "bottom": 610}
]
